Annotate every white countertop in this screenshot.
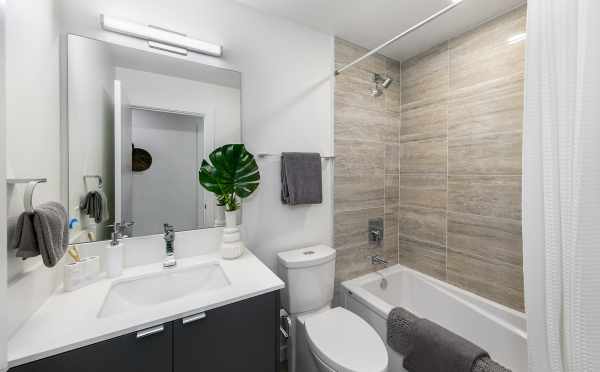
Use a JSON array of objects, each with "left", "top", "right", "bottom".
[{"left": 7, "top": 250, "right": 284, "bottom": 368}]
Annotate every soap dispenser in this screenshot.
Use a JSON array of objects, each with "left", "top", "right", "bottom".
[{"left": 106, "top": 222, "right": 133, "bottom": 278}]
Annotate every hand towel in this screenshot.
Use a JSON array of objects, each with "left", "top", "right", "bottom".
[
  {"left": 13, "top": 213, "right": 39, "bottom": 259},
  {"left": 13, "top": 202, "right": 69, "bottom": 267},
  {"left": 281, "top": 152, "right": 322, "bottom": 205},
  {"left": 80, "top": 191, "right": 103, "bottom": 223},
  {"left": 98, "top": 189, "right": 110, "bottom": 222},
  {"left": 32, "top": 202, "right": 69, "bottom": 267}
]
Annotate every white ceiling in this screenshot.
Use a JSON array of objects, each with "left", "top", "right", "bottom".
[{"left": 235, "top": 0, "right": 526, "bottom": 61}]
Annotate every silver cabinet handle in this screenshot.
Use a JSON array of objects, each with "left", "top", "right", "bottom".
[
  {"left": 182, "top": 312, "right": 206, "bottom": 325},
  {"left": 136, "top": 325, "right": 164, "bottom": 339}
]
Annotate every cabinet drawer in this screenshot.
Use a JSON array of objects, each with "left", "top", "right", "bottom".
[
  {"left": 173, "top": 292, "right": 279, "bottom": 372},
  {"left": 10, "top": 323, "right": 173, "bottom": 372}
]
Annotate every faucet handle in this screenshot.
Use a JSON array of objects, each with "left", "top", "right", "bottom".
[{"left": 163, "top": 223, "right": 174, "bottom": 233}]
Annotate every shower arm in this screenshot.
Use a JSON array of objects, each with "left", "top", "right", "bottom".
[{"left": 335, "top": 0, "right": 464, "bottom": 76}]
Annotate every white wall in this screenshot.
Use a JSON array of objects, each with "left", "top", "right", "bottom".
[
  {"left": 67, "top": 35, "right": 116, "bottom": 241},
  {"left": 57, "top": 0, "right": 335, "bottom": 269},
  {"left": 131, "top": 110, "right": 203, "bottom": 235},
  {"left": 0, "top": 1, "right": 7, "bottom": 369},
  {"left": 115, "top": 67, "right": 241, "bottom": 148},
  {"left": 5, "top": 0, "right": 63, "bottom": 338}
]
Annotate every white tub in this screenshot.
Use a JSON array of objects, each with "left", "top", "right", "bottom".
[{"left": 342, "top": 265, "right": 527, "bottom": 372}]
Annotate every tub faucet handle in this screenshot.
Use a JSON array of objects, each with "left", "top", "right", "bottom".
[{"left": 369, "top": 255, "right": 388, "bottom": 265}]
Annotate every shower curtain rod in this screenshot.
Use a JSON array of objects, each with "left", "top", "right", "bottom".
[{"left": 335, "top": 0, "right": 464, "bottom": 75}]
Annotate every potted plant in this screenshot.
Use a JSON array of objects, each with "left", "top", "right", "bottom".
[{"left": 198, "top": 144, "right": 260, "bottom": 259}]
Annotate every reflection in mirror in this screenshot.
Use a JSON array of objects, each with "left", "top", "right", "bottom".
[{"left": 67, "top": 35, "right": 241, "bottom": 243}]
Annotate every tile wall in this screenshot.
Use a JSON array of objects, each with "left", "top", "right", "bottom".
[
  {"left": 334, "top": 5, "right": 526, "bottom": 311},
  {"left": 333, "top": 38, "right": 401, "bottom": 300}
]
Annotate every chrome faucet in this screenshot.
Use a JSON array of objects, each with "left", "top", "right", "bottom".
[
  {"left": 163, "top": 223, "right": 176, "bottom": 268},
  {"left": 369, "top": 255, "right": 388, "bottom": 265}
]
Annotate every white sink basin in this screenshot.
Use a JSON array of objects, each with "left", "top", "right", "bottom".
[{"left": 98, "top": 262, "right": 230, "bottom": 318}]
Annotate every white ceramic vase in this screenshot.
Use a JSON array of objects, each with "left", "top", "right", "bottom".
[
  {"left": 221, "top": 210, "right": 245, "bottom": 259},
  {"left": 214, "top": 205, "right": 226, "bottom": 227}
]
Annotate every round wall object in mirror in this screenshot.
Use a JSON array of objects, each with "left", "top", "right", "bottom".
[{"left": 132, "top": 145, "right": 152, "bottom": 172}]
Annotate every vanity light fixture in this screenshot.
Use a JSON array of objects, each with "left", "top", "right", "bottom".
[{"left": 100, "top": 15, "right": 222, "bottom": 57}]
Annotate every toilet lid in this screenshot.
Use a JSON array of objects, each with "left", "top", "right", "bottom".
[{"left": 304, "top": 307, "right": 388, "bottom": 372}]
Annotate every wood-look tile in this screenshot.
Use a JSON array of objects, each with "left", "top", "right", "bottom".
[
  {"left": 448, "top": 74, "right": 524, "bottom": 138},
  {"left": 448, "top": 131, "right": 522, "bottom": 175},
  {"left": 399, "top": 174, "right": 447, "bottom": 210},
  {"left": 335, "top": 38, "right": 386, "bottom": 73},
  {"left": 399, "top": 234, "right": 446, "bottom": 280},
  {"left": 385, "top": 174, "right": 399, "bottom": 207},
  {"left": 385, "top": 144, "right": 400, "bottom": 174},
  {"left": 335, "top": 207, "right": 384, "bottom": 252},
  {"left": 400, "top": 138, "right": 447, "bottom": 174},
  {"left": 335, "top": 175, "right": 384, "bottom": 212},
  {"left": 335, "top": 102, "right": 399, "bottom": 144},
  {"left": 335, "top": 245, "right": 372, "bottom": 283},
  {"left": 449, "top": 6, "right": 526, "bottom": 90},
  {"left": 398, "top": 206, "right": 446, "bottom": 246},
  {"left": 448, "top": 212, "right": 522, "bottom": 267},
  {"left": 335, "top": 138, "right": 385, "bottom": 178},
  {"left": 385, "top": 57, "right": 401, "bottom": 83},
  {"left": 401, "top": 42, "right": 449, "bottom": 105},
  {"left": 447, "top": 248, "right": 524, "bottom": 311},
  {"left": 335, "top": 69, "right": 386, "bottom": 113},
  {"left": 385, "top": 81, "right": 401, "bottom": 114},
  {"left": 401, "top": 95, "right": 447, "bottom": 142},
  {"left": 448, "top": 175, "right": 521, "bottom": 220},
  {"left": 384, "top": 205, "right": 399, "bottom": 256}
]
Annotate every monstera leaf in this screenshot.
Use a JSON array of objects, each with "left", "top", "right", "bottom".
[{"left": 199, "top": 144, "right": 260, "bottom": 211}]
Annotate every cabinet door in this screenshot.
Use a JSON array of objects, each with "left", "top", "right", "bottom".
[
  {"left": 10, "top": 323, "right": 173, "bottom": 372},
  {"left": 174, "top": 291, "right": 279, "bottom": 372}
]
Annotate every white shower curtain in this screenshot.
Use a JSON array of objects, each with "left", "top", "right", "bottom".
[{"left": 523, "top": 1, "right": 600, "bottom": 371}]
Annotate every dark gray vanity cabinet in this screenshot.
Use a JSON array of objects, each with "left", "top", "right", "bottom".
[
  {"left": 10, "top": 323, "right": 173, "bottom": 372},
  {"left": 174, "top": 290, "right": 279, "bottom": 372},
  {"left": 10, "top": 291, "right": 280, "bottom": 372}
]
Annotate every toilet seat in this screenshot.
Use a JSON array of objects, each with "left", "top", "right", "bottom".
[{"left": 303, "top": 307, "right": 388, "bottom": 372}]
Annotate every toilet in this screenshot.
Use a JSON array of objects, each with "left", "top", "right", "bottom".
[{"left": 278, "top": 245, "right": 388, "bottom": 372}]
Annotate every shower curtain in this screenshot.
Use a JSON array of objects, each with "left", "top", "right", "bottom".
[{"left": 523, "top": 1, "right": 600, "bottom": 371}]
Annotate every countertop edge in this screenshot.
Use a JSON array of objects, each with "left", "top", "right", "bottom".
[{"left": 7, "top": 284, "right": 284, "bottom": 368}]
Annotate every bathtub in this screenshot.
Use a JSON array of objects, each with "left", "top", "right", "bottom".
[{"left": 341, "top": 265, "right": 527, "bottom": 372}]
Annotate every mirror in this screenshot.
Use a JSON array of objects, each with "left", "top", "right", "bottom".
[{"left": 67, "top": 35, "right": 241, "bottom": 243}]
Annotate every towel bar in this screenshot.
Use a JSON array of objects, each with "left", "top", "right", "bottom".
[{"left": 256, "top": 153, "right": 336, "bottom": 160}]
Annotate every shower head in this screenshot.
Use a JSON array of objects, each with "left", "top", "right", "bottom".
[
  {"left": 381, "top": 76, "right": 393, "bottom": 89},
  {"left": 369, "top": 73, "right": 393, "bottom": 97}
]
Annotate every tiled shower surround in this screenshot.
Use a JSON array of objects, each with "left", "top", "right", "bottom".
[{"left": 334, "top": 6, "right": 526, "bottom": 311}]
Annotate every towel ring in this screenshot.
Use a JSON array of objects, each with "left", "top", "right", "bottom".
[
  {"left": 83, "top": 175, "right": 103, "bottom": 189},
  {"left": 24, "top": 180, "right": 45, "bottom": 213}
]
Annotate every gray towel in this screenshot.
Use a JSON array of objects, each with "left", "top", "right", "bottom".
[
  {"left": 404, "top": 318, "right": 489, "bottom": 372},
  {"left": 13, "top": 202, "right": 69, "bottom": 268},
  {"left": 387, "top": 307, "right": 419, "bottom": 355},
  {"left": 80, "top": 191, "right": 103, "bottom": 223},
  {"left": 387, "top": 307, "right": 508, "bottom": 372},
  {"left": 281, "top": 152, "right": 322, "bottom": 205}
]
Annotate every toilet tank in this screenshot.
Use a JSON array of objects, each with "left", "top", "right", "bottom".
[{"left": 277, "top": 245, "right": 336, "bottom": 315}]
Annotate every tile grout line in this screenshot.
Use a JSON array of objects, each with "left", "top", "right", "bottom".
[{"left": 445, "top": 42, "right": 450, "bottom": 283}]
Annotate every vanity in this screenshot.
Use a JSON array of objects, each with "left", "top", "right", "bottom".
[
  {"left": 7, "top": 246, "right": 284, "bottom": 372},
  {"left": 6, "top": 17, "right": 285, "bottom": 372}
]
